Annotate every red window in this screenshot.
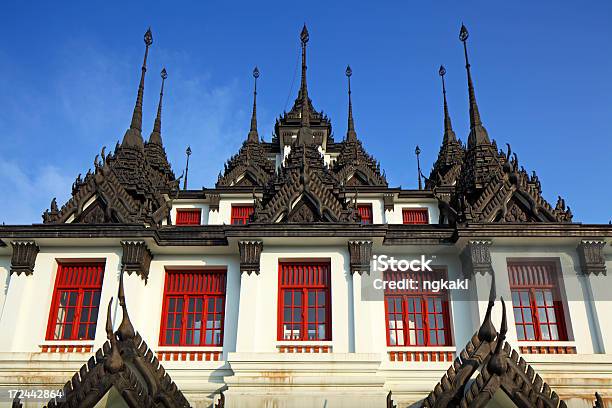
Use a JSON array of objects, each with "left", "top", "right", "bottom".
[
  {"left": 509, "top": 262, "right": 567, "bottom": 341},
  {"left": 176, "top": 209, "right": 202, "bottom": 225},
  {"left": 160, "top": 270, "right": 226, "bottom": 346},
  {"left": 278, "top": 262, "right": 331, "bottom": 341},
  {"left": 231, "top": 205, "right": 254, "bottom": 225},
  {"left": 402, "top": 208, "right": 429, "bottom": 224},
  {"left": 358, "top": 204, "right": 373, "bottom": 225},
  {"left": 46, "top": 262, "right": 105, "bottom": 341},
  {"left": 384, "top": 269, "right": 451, "bottom": 346}
]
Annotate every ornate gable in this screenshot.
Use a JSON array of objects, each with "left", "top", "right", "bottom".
[
  {"left": 31, "top": 274, "right": 192, "bottom": 408},
  {"left": 422, "top": 293, "right": 577, "bottom": 408},
  {"left": 253, "top": 143, "right": 359, "bottom": 223},
  {"left": 216, "top": 140, "right": 276, "bottom": 187},
  {"left": 333, "top": 139, "right": 387, "bottom": 187}
]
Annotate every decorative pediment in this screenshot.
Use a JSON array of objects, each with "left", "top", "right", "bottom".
[
  {"left": 253, "top": 143, "right": 360, "bottom": 224},
  {"left": 42, "top": 145, "right": 172, "bottom": 227},
  {"left": 34, "top": 273, "right": 192, "bottom": 408},
  {"left": 423, "top": 295, "right": 579, "bottom": 408},
  {"left": 216, "top": 141, "right": 275, "bottom": 188}
]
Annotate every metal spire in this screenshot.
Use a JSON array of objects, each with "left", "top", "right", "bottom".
[
  {"left": 149, "top": 68, "right": 167, "bottom": 145},
  {"left": 247, "top": 67, "right": 260, "bottom": 143},
  {"left": 345, "top": 65, "right": 357, "bottom": 142},
  {"left": 439, "top": 65, "right": 456, "bottom": 143},
  {"left": 459, "top": 24, "right": 490, "bottom": 148},
  {"left": 183, "top": 146, "right": 191, "bottom": 190},
  {"left": 122, "top": 28, "right": 152, "bottom": 148},
  {"left": 299, "top": 24, "right": 310, "bottom": 128},
  {"left": 415, "top": 145, "right": 422, "bottom": 190}
]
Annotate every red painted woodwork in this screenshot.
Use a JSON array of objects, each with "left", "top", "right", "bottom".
[
  {"left": 508, "top": 262, "right": 568, "bottom": 341},
  {"left": 46, "top": 262, "right": 105, "bottom": 341},
  {"left": 402, "top": 208, "right": 429, "bottom": 224},
  {"left": 159, "top": 269, "right": 227, "bottom": 346},
  {"left": 357, "top": 204, "right": 373, "bottom": 224},
  {"left": 277, "top": 262, "right": 331, "bottom": 341},
  {"left": 231, "top": 205, "right": 254, "bottom": 225},
  {"left": 383, "top": 269, "right": 451, "bottom": 346},
  {"left": 176, "top": 209, "right": 202, "bottom": 225}
]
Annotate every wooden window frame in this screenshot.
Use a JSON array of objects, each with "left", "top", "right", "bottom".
[
  {"left": 46, "top": 261, "right": 105, "bottom": 341},
  {"left": 231, "top": 205, "right": 254, "bottom": 225},
  {"left": 508, "top": 262, "right": 568, "bottom": 342},
  {"left": 383, "top": 269, "right": 452, "bottom": 347},
  {"left": 402, "top": 208, "right": 429, "bottom": 225},
  {"left": 175, "top": 208, "right": 202, "bottom": 225},
  {"left": 277, "top": 261, "right": 332, "bottom": 341},
  {"left": 159, "top": 269, "right": 227, "bottom": 347},
  {"left": 357, "top": 204, "right": 373, "bottom": 225}
]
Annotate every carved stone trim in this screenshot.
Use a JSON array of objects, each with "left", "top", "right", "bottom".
[
  {"left": 209, "top": 194, "right": 220, "bottom": 212},
  {"left": 460, "top": 239, "right": 493, "bottom": 277},
  {"left": 577, "top": 240, "right": 607, "bottom": 276},
  {"left": 10, "top": 241, "right": 39, "bottom": 276},
  {"left": 348, "top": 240, "right": 373, "bottom": 275},
  {"left": 239, "top": 240, "right": 263, "bottom": 275},
  {"left": 120, "top": 241, "right": 153, "bottom": 283},
  {"left": 383, "top": 193, "right": 394, "bottom": 212}
]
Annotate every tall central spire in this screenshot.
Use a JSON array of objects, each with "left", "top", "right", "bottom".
[
  {"left": 149, "top": 68, "right": 167, "bottom": 145},
  {"left": 299, "top": 24, "right": 310, "bottom": 128},
  {"left": 439, "top": 65, "right": 456, "bottom": 143},
  {"left": 247, "top": 66, "right": 260, "bottom": 143},
  {"left": 459, "top": 24, "right": 490, "bottom": 148},
  {"left": 345, "top": 65, "right": 357, "bottom": 142},
  {"left": 122, "top": 28, "right": 152, "bottom": 148}
]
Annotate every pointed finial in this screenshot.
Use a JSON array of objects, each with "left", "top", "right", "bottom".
[
  {"left": 459, "top": 23, "right": 490, "bottom": 147},
  {"left": 415, "top": 146, "right": 422, "bottom": 190},
  {"left": 478, "top": 278, "right": 497, "bottom": 342},
  {"left": 487, "top": 298, "right": 508, "bottom": 375},
  {"left": 183, "top": 146, "right": 192, "bottom": 190},
  {"left": 299, "top": 25, "right": 310, "bottom": 128},
  {"left": 117, "top": 272, "right": 135, "bottom": 341},
  {"left": 104, "top": 297, "right": 124, "bottom": 373},
  {"left": 149, "top": 68, "right": 167, "bottom": 145},
  {"left": 345, "top": 65, "right": 357, "bottom": 142},
  {"left": 122, "top": 28, "right": 153, "bottom": 148},
  {"left": 439, "top": 65, "right": 456, "bottom": 142},
  {"left": 247, "top": 66, "right": 260, "bottom": 143}
]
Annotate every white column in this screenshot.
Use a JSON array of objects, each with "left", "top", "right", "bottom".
[{"left": 235, "top": 271, "right": 259, "bottom": 352}]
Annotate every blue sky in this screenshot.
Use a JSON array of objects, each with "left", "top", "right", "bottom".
[{"left": 1, "top": 1, "right": 610, "bottom": 224}]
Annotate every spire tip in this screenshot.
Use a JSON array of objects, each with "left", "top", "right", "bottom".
[
  {"left": 459, "top": 24, "right": 469, "bottom": 42},
  {"left": 439, "top": 65, "right": 446, "bottom": 77},
  {"left": 345, "top": 65, "right": 352, "bottom": 77},
  {"left": 161, "top": 67, "right": 167, "bottom": 79},
  {"left": 300, "top": 24, "right": 309, "bottom": 44},
  {"left": 144, "top": 27, "right": 153, "bottom": 46}
]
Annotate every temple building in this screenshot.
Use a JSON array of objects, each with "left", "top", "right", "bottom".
[{"left": 0, "top": 25, "right": 610, "bottom": 408}]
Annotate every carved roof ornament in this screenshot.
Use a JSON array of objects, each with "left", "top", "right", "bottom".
[
  {"left": 146, "top": 67, "right": 177, "bottom": 190},
  {"left": 577, "top": 240, "right": 607, "bottom": 276},
  {"left": 42, "top": 30, "right": 176, "bottom": 227},
  {"left": 427, "top": 65, "right": 464, "bottom": 189},
  {"left": 37, "top": 272, "right": 192, "bottom": 408},
  {"left": 10, "top": 241, "right": 39, "bottom": 276},
  {"left": 332, "top": 65, "right": 387, "bottom": 187},
  {"left": 422, "top": 289, "right": 579, "bottom": 408},
  {"left": 273, "top": 25, "right": 333, "bottom": 148},
  {"left": 121, "top": 240, "right": 153, "bottom": 282},
  {"left": 348, "top": 240, "right": 373, "bottom": 275},
  {"left": 239, "top": 240, "right": 263, "bottom": 275},
  {"left": 216, "top": 67, "right": 276, "bottom": 187}
]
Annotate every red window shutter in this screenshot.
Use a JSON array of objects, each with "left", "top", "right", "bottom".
[
  {"left": 231, "top": 205, "right": 254, "bottom": 225},
  {"left": 358, "top": 204, "right": 373, "bottom": 224},
  {"left": 383, "top": 269, "right": 451, "bottom": 347},
  {"left": 402, "top": 208, "right": 429, "bottom": 224},
  {"left": 160, "top": 270, "right": 227, "bottom": 346},
  {"left": 46, "top": 262, "right": 105, "bottom": 341},
  {"left": 508, "top": 262, "right": 567, "bottom": 341},
  {"left": 278, "top": 262, "right": 331, "bottom": 341},
  {"left": 176, "top": 209, "right": 202, "bottom": 225}
]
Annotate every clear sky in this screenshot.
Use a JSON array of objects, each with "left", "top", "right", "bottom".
[{"left": 1, "top": 1, "right": 610, "bottom": 224}]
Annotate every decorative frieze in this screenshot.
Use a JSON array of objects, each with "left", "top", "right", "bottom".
[
  {"left": 577, "top": 240, "right": 607, "bottom": 276},
  {"left": 460, "top": 239, "right": 492, "bottom": 277},
  {"left": 383, "top": 193, "right": 394, "bottom": 212},
  {"left": 121, "top": 240, "right": 153, "bottom": 282},
  {"left": 348, "top": 240, "right": 373, "bottom": 275},
  {"left": 209, "top": 194, "right": 220, "bottom": 212},
  {"left": 10, "top": 241, "right": 39, "bottom": 276},
  {"left": 239, "top": 240, "right": 263, "bottom": 275}
]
